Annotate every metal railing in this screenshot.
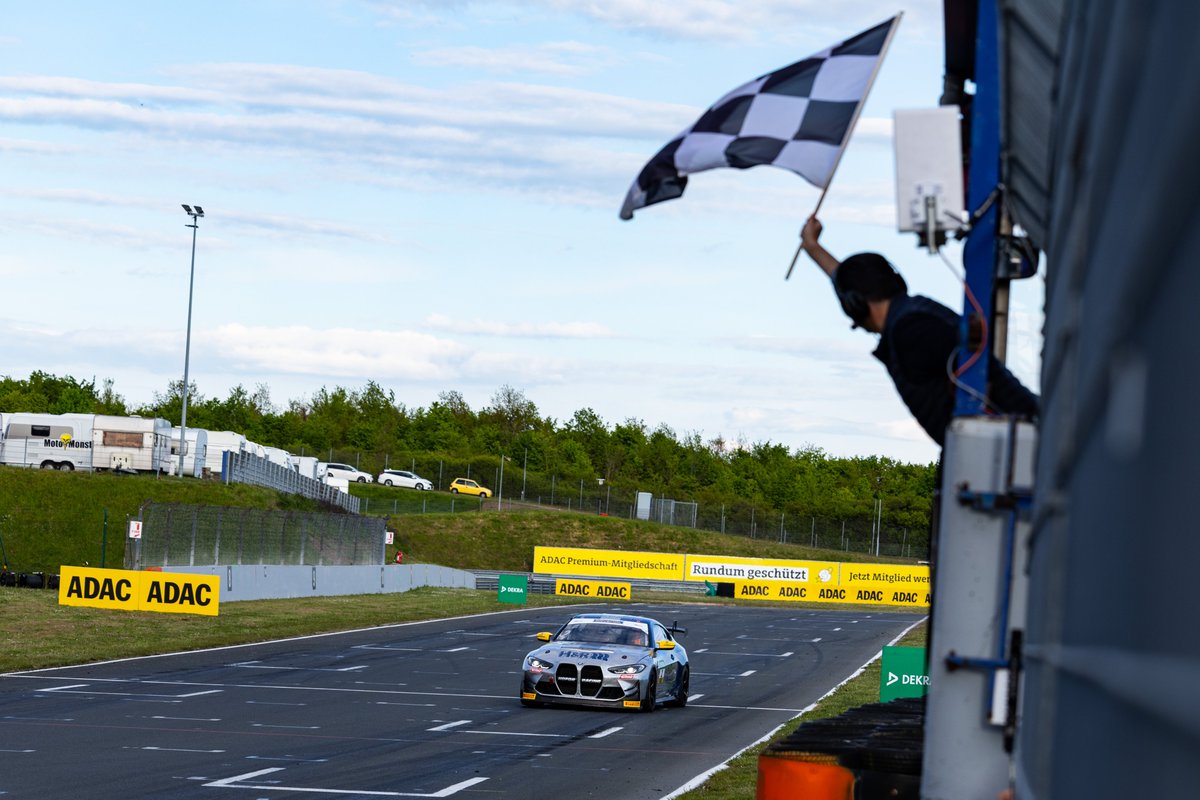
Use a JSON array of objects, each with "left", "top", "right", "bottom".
[{"left": 223, "top": 450, "right": 359, "bottom": 513}]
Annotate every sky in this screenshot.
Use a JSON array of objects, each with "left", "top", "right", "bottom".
[{"left": 0, "top": 0, "right": 1043, "bottom": 466}]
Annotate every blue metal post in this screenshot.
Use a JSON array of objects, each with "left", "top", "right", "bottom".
[{"left": 955, "top": 0, "right": 1000, "bottom": 416}]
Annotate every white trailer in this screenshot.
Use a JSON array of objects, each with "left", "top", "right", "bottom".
[
  {"left": 202, "top": 430, "right": 248, "bottom": 477},
  {"left": 262, "top": 446, "right": 296, "bottom": 471},
  {"left": 91, "top": 415, "right": 173, "bottom": 473},
  {"left": 0, "top": 412, "right": 96, "bottom": 471},
  {"left": 293, "top": 455, "right": 319, "bottom": 480},
  {"left": 169, "top": 427, "right": 209, "bottom": 478}
]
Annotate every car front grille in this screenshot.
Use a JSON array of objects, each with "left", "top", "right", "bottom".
[
  {"left": 551, "top": 663, "right": 607, "bottom": 698},
  {"left": 578, "top": 665, "right": 604, "bottom": 697},
  {"left": 555, "top": 663, "right": 578, "bottom": 695}
]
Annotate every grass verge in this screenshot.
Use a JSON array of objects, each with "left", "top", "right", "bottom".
[{"left": 673, "top": 620, "right": 928, "bottom": 799}]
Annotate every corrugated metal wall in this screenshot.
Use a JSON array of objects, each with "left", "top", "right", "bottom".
[{"left": 1018, "top": 2, "right": 1200, "bottom": 797}]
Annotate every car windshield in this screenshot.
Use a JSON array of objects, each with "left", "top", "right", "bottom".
[{"left": 557, "top": 622, "right": 648, "bottom": 647}]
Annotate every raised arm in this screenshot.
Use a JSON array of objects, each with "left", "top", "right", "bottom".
[{"left": 801, "top": 216, "right": 840, "bottom": 278}]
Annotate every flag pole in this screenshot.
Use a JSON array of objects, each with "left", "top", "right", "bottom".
[{"left": 785, "top": 12, "right": 904, "bottom": 279}]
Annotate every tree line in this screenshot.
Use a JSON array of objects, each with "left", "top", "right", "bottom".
[{"left": 1, "top": 371, "right": 937, "bottom": 545}]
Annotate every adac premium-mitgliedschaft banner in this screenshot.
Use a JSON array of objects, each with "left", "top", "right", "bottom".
[{"left": 533, "top": 546, "right": 685, "bottom": 581}]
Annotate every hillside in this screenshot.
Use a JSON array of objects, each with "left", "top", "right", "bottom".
[{"left": 0, "top": 469, "right": 918, "bottom": 575}]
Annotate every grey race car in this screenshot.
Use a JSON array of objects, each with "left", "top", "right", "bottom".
[{"left": 520, "top": 612, "right": 689, "bottom": 712}]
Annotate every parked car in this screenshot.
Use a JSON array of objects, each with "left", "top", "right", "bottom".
[
  {"left": 377, "top": 469, "right": 433, "bottom": 490},
  {"left": 448, "top": 477, "right": 491, "bottom": 498},
  {"left": 321, "top": 462, "right": 373, "bottom": 483}
]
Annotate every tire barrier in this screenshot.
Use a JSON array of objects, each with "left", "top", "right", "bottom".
[
  {"left": 757, "top": 697, "right": 924, "bottom": 799},
  {"left": 1, "top": 571, "right": 59, "bottom": 590}
]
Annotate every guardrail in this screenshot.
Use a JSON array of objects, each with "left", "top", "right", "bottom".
[{"left": 469, "top": 571, "right": 705, "bottom": 596}]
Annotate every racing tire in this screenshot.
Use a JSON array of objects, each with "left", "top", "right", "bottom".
[
  {"left": 640, "top": 669, "right": 658, "bottom": 713},
  {"left": 58, "top": 462, "right": 75, "bottom": 472},
  {"left": 40, "top": 461, "right": 56, "bottom": 470},
  {"left": 665, "top": 666, "right": 689, "bottom": 708}
]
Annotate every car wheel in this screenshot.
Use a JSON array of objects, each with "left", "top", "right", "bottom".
[
  {"left": 640, "top": 669, "right": 658, "bottom": 713},
  {"left": 58, "top": 462, "right": 75, "bottom": 472},
  {"left": 666, "top": 666, "right": 689, "bottom": 708},
  {"left": 450, "top": 487, "right": 459, "bottom": 494},
  {"left": 417, "top": 484, "right": 427, "bottom": 491},
  {"left": 40, "top": 461, "right": 56, "bottom": 470},
  {"left": 356, "top": 476, "right": 367, "bottom": 483}
]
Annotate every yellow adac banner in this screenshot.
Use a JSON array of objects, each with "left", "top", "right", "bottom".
[
  {"left": 730, "top": 580, "right": 930, "bottom": 607},
  {"left": 58, "top": 565, "right": 220, "bottom": 616},
  {"left": 531, "top": 547, "right": 929, "bottom": 609},
  {"left": 684, "top": 554, "right": 839, "bottom": 584},
  {"left": 533, "top": 546, "right": 685, "bottom": 581},
  {"left": 554, "top": 578, "right": 632, "bottom": 600},
  {"left": 840, "top": 564, "right": 932, "bottom": 591}
]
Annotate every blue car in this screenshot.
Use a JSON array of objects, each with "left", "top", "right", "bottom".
[{"left": 520, "top": 613, "right": 689, "bottom": 712}]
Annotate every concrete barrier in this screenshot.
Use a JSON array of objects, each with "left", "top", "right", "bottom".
[{"left": 164, "top": 563, "right": 475, "bottom": 602}]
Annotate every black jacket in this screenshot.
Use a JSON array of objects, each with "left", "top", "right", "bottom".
[{"left": 873, "top": 294, "right": 1039, "bottom": 446}]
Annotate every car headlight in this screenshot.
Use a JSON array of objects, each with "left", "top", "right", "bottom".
[
  {"left": 606, "top": 664, "right": 647, "bottom": 676},
  {"left": 527, "top": 656, "right": 554, "bottom": 672}
]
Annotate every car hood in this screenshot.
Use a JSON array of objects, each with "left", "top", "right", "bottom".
[{"left": 527, "top": 641, "right": 651, "bottom": 664}]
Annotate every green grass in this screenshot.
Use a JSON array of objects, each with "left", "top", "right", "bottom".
[{"left": 0, "top": 584, "right": 591, "bottom": 673}]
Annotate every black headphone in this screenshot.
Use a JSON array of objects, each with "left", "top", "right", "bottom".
[{"left": 833, "top": 254, "right": 907, "bottom": 329}]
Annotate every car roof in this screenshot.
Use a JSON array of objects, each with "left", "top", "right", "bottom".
[{"left": 568, "top": 613, "right": 657, "bottom": 627}]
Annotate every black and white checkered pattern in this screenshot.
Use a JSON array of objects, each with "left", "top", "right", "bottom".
[{"left": 620, "top": 16, "right": 900, "bottom": 220}]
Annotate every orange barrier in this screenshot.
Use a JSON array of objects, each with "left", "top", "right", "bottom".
[{"left": 757, "top": 757, "right": 855, "bottom": 799}]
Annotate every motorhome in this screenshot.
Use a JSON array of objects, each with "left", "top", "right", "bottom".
[
  {"left": 169, "top": 427, "right": 208, "bottom": 478},
  {"left": 200, "top": 430, "right": 248, "bottom": 476},
  {"left": 0, "top": 412, "right": 96, "bottom": 471},
  {"left": 91, "top": 415, "right": 173, "bottom": 473}
]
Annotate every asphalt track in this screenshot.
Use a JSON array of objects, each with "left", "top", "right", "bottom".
[{"left": 0, "top": 602, "right": 924, "bottom": 799}]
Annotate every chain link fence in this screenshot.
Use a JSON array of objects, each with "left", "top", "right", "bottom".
[
  {"left": 299, "top": 449, "right": 931, "bottom": 560},
  {"left": 125, "top": 503, "right": 386, "bottom": 569}
]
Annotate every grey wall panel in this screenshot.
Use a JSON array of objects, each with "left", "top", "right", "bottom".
[
  {"left": 166, "top": 563, "right": 476, "bottom": 602},
  {"left": 1020, "top": 1, "right": 1200, "bottom": 798}
]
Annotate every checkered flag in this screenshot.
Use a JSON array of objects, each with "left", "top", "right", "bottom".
[{"left": 620, "top": 16, "right": 901, "bottom": 220}]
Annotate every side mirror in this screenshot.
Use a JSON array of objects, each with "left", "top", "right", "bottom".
[
  {"left": 670, "top": 622, "right": 688, "bottom": 636},
  {"left": 655, "top": 640, "right": 676, "bottom": 651},
  {"left": 536, "top": 632, "right": 552, "bottom": 642}
]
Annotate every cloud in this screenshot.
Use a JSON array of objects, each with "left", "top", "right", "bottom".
[
  {"left": 424, "top": 313, "right": 617, "bottom": 339},
  {"left": 413, "top": 41, "right": 611, "bottom": 76}
]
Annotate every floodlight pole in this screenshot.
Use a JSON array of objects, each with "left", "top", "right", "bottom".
[{"left": 178, "top": 204, "right": 204, "bottom": 478}]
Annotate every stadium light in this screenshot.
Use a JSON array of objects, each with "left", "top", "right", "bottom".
[{"left": 178, "top": 204, "right": 205, "bottom": 478}]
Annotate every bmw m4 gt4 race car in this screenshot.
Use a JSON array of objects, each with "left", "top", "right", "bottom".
[{"left": 520, "top": 613, "right": 689, "bottom": 712}]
